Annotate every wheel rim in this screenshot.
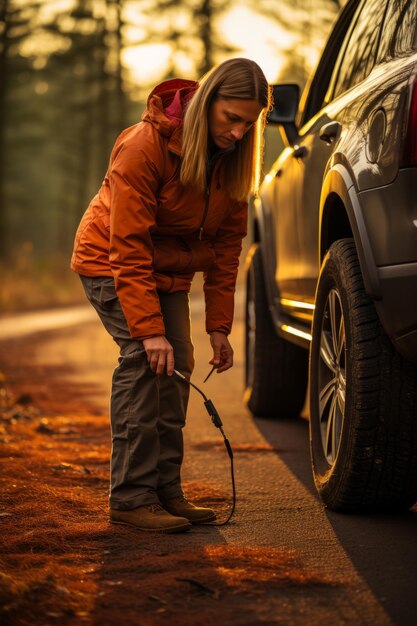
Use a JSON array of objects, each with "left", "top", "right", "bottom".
[
  {"left": 245, "top": 270, "right": 256, "bottom": 388},
  {"left": 318, "top": 288, "right": 346, "bottom": 465}
]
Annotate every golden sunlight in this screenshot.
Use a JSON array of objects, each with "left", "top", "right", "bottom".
[
  {"left": 122, "top": 42, "right": 173, "bottom": 85},
  {"left": 122, "top": 4, "right": 297, "bottom": 85},
  {"left": 219, "top": 6, "right": 297, "bottom": 82},
  {"left": 12, "top": 0, "right": 329, "bottom": 90}
]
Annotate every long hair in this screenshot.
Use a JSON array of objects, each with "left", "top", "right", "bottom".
[{"left": 180, "top": 58, "right": 272, "bottom": 201}]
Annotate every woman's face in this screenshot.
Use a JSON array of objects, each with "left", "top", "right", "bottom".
[{"left": 208, "top": 98, "right": 263, "bottom": 149}]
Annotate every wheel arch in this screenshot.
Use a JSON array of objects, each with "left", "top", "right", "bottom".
[
  {"left": 320, "top": 193, "right": 352, "bottom": 261},
  {"left": 319, "top": 165, "right": 382, "bottom": 300}
]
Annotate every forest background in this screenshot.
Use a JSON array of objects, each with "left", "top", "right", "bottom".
[{"left": 1, "top": 0, "right": 346, "bottom": 311}]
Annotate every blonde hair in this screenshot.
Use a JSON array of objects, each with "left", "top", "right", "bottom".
[{"left": 181, "top": 58, "right": 272, "bottom": 201}]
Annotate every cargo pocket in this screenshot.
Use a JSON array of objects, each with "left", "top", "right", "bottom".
[
  {"left": 100, "top": 283, "right": 119, "bottom": 309},
  {"left": 89, "top": 277, "right": 119, "bottom": 310}
]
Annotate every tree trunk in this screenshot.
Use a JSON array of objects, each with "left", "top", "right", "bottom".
[
  {"left": 199, "top": 0, "right": 213, "bottom": 75},
  {"left": 0, "top": 0, "right": 10, "bottom": 259},
  {"left": 113, "top": 0, "right": 126, "bottom": 131}
]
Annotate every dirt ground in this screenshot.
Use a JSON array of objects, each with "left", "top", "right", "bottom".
[{"left": 0, "top": 329, "right": 347, "bottom": 626}]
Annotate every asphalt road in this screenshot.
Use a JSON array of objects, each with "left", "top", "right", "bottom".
[{"left": 3, "top": 292, "right": 417, "bottom": 626}]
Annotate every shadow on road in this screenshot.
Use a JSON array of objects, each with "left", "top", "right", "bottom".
[{"left": 254, "top": 414, "right": 417, "bottom": 626}]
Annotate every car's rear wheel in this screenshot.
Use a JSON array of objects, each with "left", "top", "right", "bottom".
[
  {"left": 310, "top": 239, "right": 417, "bottom": 512},
  {"left": 244, "top": 244, "right": 308, "bottom": 418}
]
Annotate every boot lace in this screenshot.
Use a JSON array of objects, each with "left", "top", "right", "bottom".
[{"left": 146, "top": 503, "right": 165, "bottom": 513}]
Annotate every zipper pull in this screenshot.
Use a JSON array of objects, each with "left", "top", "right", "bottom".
[{"left": 199, "top": 227, "right": 203, "bottom": 240}]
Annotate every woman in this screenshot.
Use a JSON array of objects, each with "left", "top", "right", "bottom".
[{"left": 71, "top": 57, "right": 271, "bottom": 533}]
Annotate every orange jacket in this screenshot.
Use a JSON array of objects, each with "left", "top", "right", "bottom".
[{"left": 71, "top": 79, "right": 248, "bottom": 340}]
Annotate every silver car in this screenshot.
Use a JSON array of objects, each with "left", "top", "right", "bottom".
[{"left": 245, "top": 0, "right": 417, "bottom": 512}]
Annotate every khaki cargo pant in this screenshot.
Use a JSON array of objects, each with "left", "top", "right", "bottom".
[{"left": 80, "top": 275, "right": 194, "bottom": 511}]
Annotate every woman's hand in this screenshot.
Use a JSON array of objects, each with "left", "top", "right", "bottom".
[
  {"left": 143, "top": 335, "right": 174, "bottom": 376},
  {"left": 209, "top": 331, "right": 233, "bottom": 374}
]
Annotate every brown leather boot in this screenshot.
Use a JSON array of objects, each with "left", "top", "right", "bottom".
[
  {"left": 161, "top": 496, "right": 216, "bottom": 524},
  {"left": 109, "top": 503, "right": 191, "bottom": 533}
]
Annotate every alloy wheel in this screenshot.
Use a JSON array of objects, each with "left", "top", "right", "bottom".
[{"left": 318, "top": 288, "right": 346, "bottom": 465}]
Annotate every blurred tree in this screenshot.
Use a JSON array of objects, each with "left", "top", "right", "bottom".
[
  {"left": 260, "top": 0, "right": 348, "bottom": 175},
  {"left": 271, "top": 0, "right": 347, "bottom": 87},
  {"left": 130, "top": 0, "right": 346, "bottom": 92},
  {"left": 0, "top": 0, "right": 10, "bottom": 257},
  {"left": 0, "top": 0, "right": 133, "bottom": 265},
  {"left": 44, "top": 0, "right": 125, "bottom": 244},
  {"left": 0, "top": 0, "right": 42, "bottom": 258},
  {"left": 137, "top": 0, "right": 236, "bottom": 79},
  {"left": 50, "top": 1, "right": 109, "bottom": 248}
]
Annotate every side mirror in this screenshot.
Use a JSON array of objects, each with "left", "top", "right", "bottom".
[
  {"left": 267, "top": 83, "right": 300, "bottom": 146},
  {"left": 268, "top": 84, "right": 300, "bottom": 125}
]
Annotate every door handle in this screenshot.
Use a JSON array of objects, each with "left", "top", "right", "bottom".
[
  {"left": 292, "top": 145, "right": 308, "bottom": 159},
  {"left": 319, "top": 121, "right": 341, "bottom": 144}
]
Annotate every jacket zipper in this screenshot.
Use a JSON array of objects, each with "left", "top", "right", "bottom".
[{"left": 199, "top": 186, "right": 210, "bottom": 240}]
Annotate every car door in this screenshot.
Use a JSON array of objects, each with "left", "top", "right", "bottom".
[
  {"left": 270, "top": 146, "right": 301, "bottom": 301},
  {"left": 291, "top": 0, "right": 389, "bottom": 301},
  {"left": 270, "top": 0, "right": 362, "bottom": 307}
]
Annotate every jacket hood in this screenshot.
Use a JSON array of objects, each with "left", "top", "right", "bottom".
[{"left": 141, "top": 78, "right": 198, "bottom": 138}]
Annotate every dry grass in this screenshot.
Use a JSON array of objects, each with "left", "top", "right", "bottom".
[
  {"left": 0, "top": 254, "right": 84, "bottom": 312},
  {"left": 0, "top": 337, "right": 341, "bottom": 626}
]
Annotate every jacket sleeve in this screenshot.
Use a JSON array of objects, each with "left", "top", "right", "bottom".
[
  {"left": 108, "top": 127, "right": 166, "bottom": 340},
  {"left": 204, "top": 200, "right": 248, "bottom": 335}
]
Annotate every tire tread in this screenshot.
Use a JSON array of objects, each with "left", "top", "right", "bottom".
[{"left": 310, "top": 239, "right": 417, "bottom": 512}]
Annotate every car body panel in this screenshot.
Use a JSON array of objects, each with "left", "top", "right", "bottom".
[
  {"left": 359, "top": 169, "right": 417, "bottom": 266},
  {"left": 253, "top": 0, "right": 417, "bottom": 362}
]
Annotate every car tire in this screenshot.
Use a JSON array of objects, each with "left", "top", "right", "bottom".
[
  {"left": 244, "top": 244, "right": 309, "bottom": 418},
  {"left": 310, "top": 238, "right": 417, "bottom": 512}
]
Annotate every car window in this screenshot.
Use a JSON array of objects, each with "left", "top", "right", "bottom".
[
  {"left": 331, "top": 0, "right": 388, "bottom": 100},
  {"left": 377, "top": 0, "right": 417, "bottom": 60},
  {"left": 298, "top": 0, "right": 362, "bottom": 126}
]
